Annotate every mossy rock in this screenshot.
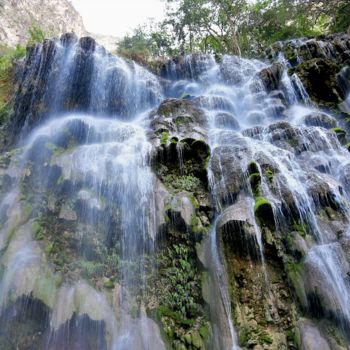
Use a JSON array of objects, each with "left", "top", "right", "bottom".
[
  {"left": 254, "top": 197, "right": 275, "bottom": 229},
  {"left": 160, "top": 131, "right": 169, "bottom": 146},
  {"left": 330, "top": 127, "right": 347, "bottom": 144},
  {"left": 249, "top": 172, "right": 261, "bottom": 197}
]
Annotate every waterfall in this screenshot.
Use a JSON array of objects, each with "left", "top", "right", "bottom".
[
  {"left": 163, "top": 49, "right": 350, "bottom": 346},
  {"left": 0, "top": 32, "right": 350, "bottom": 349},
  {"left": 0, "top": 35, "right": 164, "bottom": 349}
]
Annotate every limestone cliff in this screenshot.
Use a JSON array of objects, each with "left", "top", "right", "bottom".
[{"left": 0, "top": 0, "right": 87, "bottom": 46}]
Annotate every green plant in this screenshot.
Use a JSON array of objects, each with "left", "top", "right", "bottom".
[
  {"left": 160, "top": 131, "right": 168, "bottom": 145},
  {"left": 28, "top": 24, "right": 46, "bottom": 46}
]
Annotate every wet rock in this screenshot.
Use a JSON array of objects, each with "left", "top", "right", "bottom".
[
  {"left": 171, "top": 192, "right": 195, "bottom": 227},
  {"left": 59, "top": 203, "right": 77, "bottom": 221},
  {"left": 264, "top": 98, "right": 286, "bottom": 118},
  {"left": 244, "top": 121, "right": 340, "bottom": 155},
  {"left": 0, "top": 297, "right": 50, "bottom": 350},
  {"left": 154, "top": 179, "right": 171, "bottom": 232},
  {"left": 269, "top": 90, "right": 286, "bottom": 102},
  {"left": 305, "top": 172, "right": 344, "bottom": 212},
  {"left": 258, "top": 63, "right": 284, "bottom": 91},
  {"left": 304, "top": 243, "right": 350, "bottom": 323},
  {"left": 339, "top": 162, "right": 350, "bottom": 187},
  {"left": 298, "top": 319, "right": 331, "bottom": 350},
  {"left": 267, "top": 33, "right": 350, "bottom": 67},
  {"left": 192, "top": 95, "right": 235, "bottom": 112},
  {"left": 160, "top": 54, "right": 215, "bottom": 81},
  {"left": 214, "top": 112, "right": 240, "bottom": 130},
  {"left": 303, "top": 112, "right": 337, "bottom": 129},
  {"left": 246, "top": 111, "right": 265, "bottom": 125},
  {"left": 210, "top": 139, "right": 251, "bottom": 204},
  {"left": 288, "top": 232, "right": 308, "bottom": 258},
  {"left": 217, "top": 197, "right": 260, "bottom": 260},
  {"left": 290, "top": 58, "right": 343, "bottom": 107},
  {"left": 149, "top": 98, "right": 207, "bottom": 148}
]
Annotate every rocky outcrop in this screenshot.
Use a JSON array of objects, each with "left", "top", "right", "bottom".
[
  {"left": 266, "top": 33, "right": 350, "bottom": 67},
  {"left": 10, "top": 34, "right": 162, "bottom": 137},
  {"left": 160, "top": 54, "right": 216, "bottom": 81},
  {"left": 0, "top": 0, "right": 87, "bottom": 47},
  {"left": 290, "top": 58, "right": 344, "bottom": 107},
  {"left": 259, "top": 63, "right": 284, "bottom": 92},
  {"left": 265, "top": 33, "right": 350, "bottom": 111}
]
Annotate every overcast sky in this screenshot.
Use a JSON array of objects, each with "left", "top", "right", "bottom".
[{"left": 70, "top": 0, "right": 166, "bottom": 38}]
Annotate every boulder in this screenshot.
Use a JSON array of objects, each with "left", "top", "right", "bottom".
[
  {"left": 210, "top": 140, "right": 251, "bottom": 204},
  {"left": 303, "top": 112, "right": 337, "bottom": 129},
  {"left": 217, "top": 197, "right": 260, "bottom": 260},
  {"left": 214, "top": 112, "right": 240, "bottom": 130},
  {"left": 170, "top": 192, "right": 196, "bottom": 228},
  {"left": 258, "top": 63, "right": 284, "bottom": 91},
  {"left": 148, "top": 98, "right": 208, "bottom": 149}
]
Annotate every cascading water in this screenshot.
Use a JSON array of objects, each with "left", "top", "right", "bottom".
[
  {"left": 0, "top": 34, "right": 165, "bottom": 349},
  {"left": 162, "top": 47, "right": 350, "bottom": 345},
  {"left": 1, "top": 31, "right": 350, "bottom": 349}
]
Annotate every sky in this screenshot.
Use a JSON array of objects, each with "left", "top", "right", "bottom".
[{"left": 70, "top": 0, "right": 166, "bottom": 38}]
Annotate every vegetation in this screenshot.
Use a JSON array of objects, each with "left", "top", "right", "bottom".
[
  {"left": 0, "top": 24, "right": 49, "bottom": 124},
  {"left": 116, "top": 0, "right": 350, "bottom": 59}
]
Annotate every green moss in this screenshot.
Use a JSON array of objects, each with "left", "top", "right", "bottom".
[
  {"left": 44, "top": 242, "right": 54, "bottom": 256},
  {"left": 259, "top": 332, "right": 273, "bottom": 344},
  {"left": 254, "top": 197, "right": 271, "bottom": 213},
  {"left": 32, "top": 220, "right": 44, "bottom": 240},
  {"left": 199, "top": 325, "right": 209, "bottom": 340},
  {"left": 160, "top": 131, "right": 169, "bottom": 146},
  {"left": 254, "top": 197, "right": 275, "bottom": 229},
  {"left": 331, "top": 127, "right": 347, "bottom": 144},
  {"left": 172, "top": 175, "right": 201, "bottom": 192},
  {"left": 175, "top": 116, "right": 190, "bottom": 125},
  {"left": 22, "top": 203, "right": 33, "bottom": 221},
  {"left": 288, "top": 138, "right": 298, "bottom": 148},
  {"left": 249, "top": 172, "right": 261, "bottom": 197},
  {"left": 264, "top": 168, "right": 273, "bottom": 183},
  {"left": 76, "top": 259, "right": 105, "bottom": 279},
  {"left": 345, "top": 142, "right": 350, "bottom": 152},
  {"left": 103, "top": 279, "right": 114, "bottom": 289},
  {"left": 57, "top": 174, "right": 65, "bottom": 185},
  {"left": 45, "top": 142, "right": 65, "bottom": 157},
  {"left": 286, "top": 329, "right": 301, "bottom": 349},
  {"left": 286, "top": 260, "right": 305, "bottom": 303},
  {"left": 187, "top": 194, "right": 199, "bottom": 209},
  {"left": 33, "top": 273, "right": 61, "bottom": 308},
  {"left": 179, "top": 92, "right": 191, "bottom": 99},
  {"left": 191, "top": 214, "right": 199, "bottom": 233},
  {"left": 292, "top": 221, "right": 306, "bottom": 237}
]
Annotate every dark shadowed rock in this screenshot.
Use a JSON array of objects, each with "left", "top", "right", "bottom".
[
  {"left": 259, "top": 63, "right": 284, "bottom": 91},
  {"left": 217, "top": 197, "right": 260, "bottom": 260},
  {"left": 290, "top": 58, "right": 343, "bottom": 106}
]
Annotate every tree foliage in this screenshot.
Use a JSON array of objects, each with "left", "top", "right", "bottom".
[{"left": 117, "top": 0, "right": 350, "bottom": 58}]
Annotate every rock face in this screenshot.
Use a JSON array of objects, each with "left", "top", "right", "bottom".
[
  {"left": 0, "top": 0, "right": 87, "bottom": 47},
  {"left": 10, "top": 34, "right": 162, "bottom": 136},
  {"left": 265, "top": 33, "right": 350, "bottom": 109}
]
